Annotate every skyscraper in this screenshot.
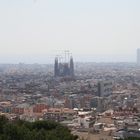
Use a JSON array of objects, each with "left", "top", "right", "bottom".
[
  {"left": 97, "top": 81, "right": 112, "bottom": 97},
  {"left": 137, "top": 49, "right": 140, "bottom": 65}
]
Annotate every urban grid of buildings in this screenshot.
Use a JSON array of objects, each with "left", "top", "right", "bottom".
[{"left": 0, "top": 50, "right": 140, "bottom": 139}]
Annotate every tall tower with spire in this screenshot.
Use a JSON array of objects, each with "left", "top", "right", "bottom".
[
  {"left": 54, "top": 57, "right": 59, "bottom": 77},
  {"left": 70, "top": 56, "right": 74, "bottom": 77},
  {"left": 54, "top": 51, "right": 74, "bottom": 78}
]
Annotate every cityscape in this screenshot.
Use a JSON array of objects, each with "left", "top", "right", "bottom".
[
  {"left": 1, "top": 0, "right": 140, "bottom": 140},
  {"left": 0, "top": 50, "right": 139, "bottom": 139}
]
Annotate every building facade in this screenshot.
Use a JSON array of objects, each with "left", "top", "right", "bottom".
[{"left": 97, "top": 81, "right": 113, "bottom": 97}]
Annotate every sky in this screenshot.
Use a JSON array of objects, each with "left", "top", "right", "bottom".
[{"left": 0, "top": 0, "right": 140, "bottom": 63}]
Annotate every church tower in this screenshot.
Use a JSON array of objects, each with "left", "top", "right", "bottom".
[
  {"left": 70, "top": 56, "right": 74, "bottom": 77},
  {"left": 54, "top": 57, "right": 59, "bottom": 77}
]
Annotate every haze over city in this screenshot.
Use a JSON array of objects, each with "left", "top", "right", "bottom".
[
  {"left": 1, "top": 1, "right": 140, "bottom": 140},
  {"left": 0, "top": 0, "right": 140, "bottom": 63}
]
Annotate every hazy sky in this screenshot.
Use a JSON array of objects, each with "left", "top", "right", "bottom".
[{"left": 0, "top": 0, "right": 140, "bottom": 63}]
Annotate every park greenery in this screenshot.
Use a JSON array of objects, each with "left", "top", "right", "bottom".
[
  {"left": 123, "top": 138, "right": 140, "bottom": 140},
  {"left": 0, "top": 116, "right": 78, "bottom": 140}
]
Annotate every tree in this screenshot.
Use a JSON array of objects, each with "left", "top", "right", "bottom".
[{"left": 0, "top": 116, "right": 78, "bottom": 140}]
